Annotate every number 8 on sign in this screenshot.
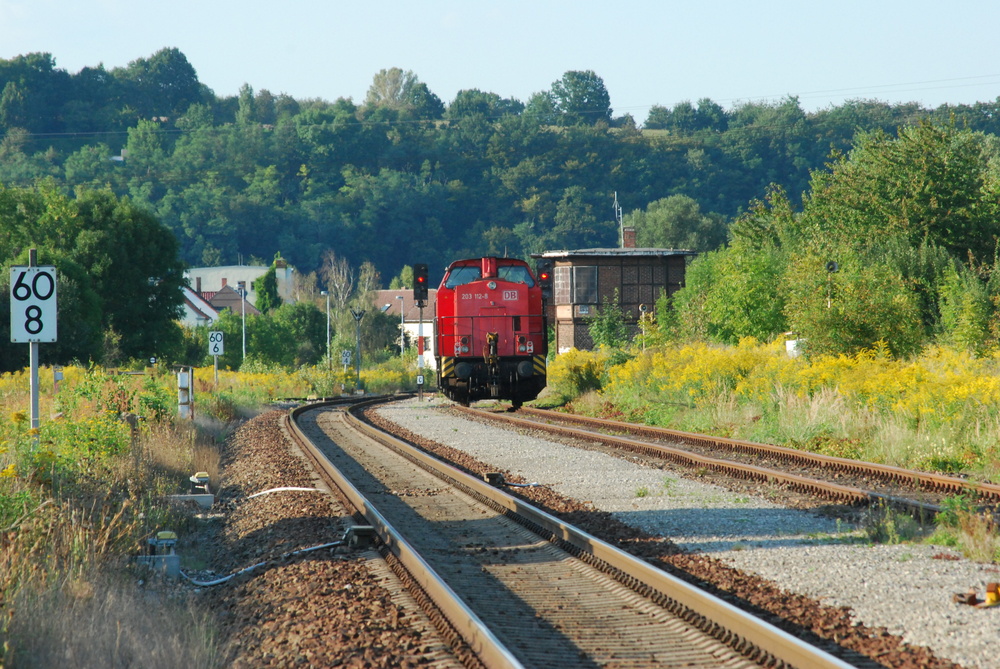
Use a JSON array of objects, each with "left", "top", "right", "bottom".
[{"left": 10, "top": 266, "right": 57, "bottom": 343}]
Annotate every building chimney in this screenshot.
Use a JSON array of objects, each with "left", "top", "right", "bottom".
[
  {"left": 196, "top": 277, "right": 202, "bottom": 293},
  {"left": 622, "top": 227, "right": 637, "bottom": 249},
  {"left": 221, "top": 278, "right": 227, "bottom": 287}
]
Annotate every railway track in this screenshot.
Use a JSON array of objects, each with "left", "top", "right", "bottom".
[
  {"left": 285, "top": 398, "right": 856, "bottom": 669},
  {"left": 454, "top": 405, "right": 1000, "bottom": 516}
]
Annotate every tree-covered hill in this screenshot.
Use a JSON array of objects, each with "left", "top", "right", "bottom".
[{"left": 3, "top": 48, "right": 1000, "bottom": 284}]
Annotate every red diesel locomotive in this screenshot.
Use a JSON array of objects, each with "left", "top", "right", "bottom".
[{"left": 434, "top": 257, "right": 547, "bottom": 408}]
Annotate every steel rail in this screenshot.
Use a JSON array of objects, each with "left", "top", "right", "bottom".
[
  {"left": 511, "top": 406, "right": 998, "bottom": 503},
  {"left": 459, "top": 405, "right": 884, "bottom": 506},
  {"left": 339, "top": 398, "right": 855, "bottom": 669},
  {"left": 285, "top": 400, "right": 522, "bottom": 669}
]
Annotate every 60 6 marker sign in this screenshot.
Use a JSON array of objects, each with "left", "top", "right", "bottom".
[{"left": 10, "top": 266, "right": 57, "bottom": 343}]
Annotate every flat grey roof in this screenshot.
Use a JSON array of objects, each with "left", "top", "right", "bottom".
[{"left": 534, "top": 248, "right": 698, "bottom": 258}]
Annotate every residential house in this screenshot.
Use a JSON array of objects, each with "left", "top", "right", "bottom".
[{"left": 374, "top": 289, "right": 437, "bottom": 370}]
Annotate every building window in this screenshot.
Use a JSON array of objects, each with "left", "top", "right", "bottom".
[{"left": 554, "top": 266, "right": 598, "bottom": 305}]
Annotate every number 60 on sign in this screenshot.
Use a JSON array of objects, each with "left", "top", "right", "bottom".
[{"left": 10, "top": 266, "right": 57, "bottom": 343}]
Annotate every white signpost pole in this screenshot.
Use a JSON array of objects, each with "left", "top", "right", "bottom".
[{"left": 10, "top": 250, "right": 57, "bottom": 438}]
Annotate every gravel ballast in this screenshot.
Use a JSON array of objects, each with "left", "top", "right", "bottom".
[{"left": 376, "top": 398, "right": 1000, "bottom": 669}]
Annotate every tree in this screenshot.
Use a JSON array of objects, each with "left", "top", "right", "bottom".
[
  {"left": 407, "top": 82, "right": 445, "bottom": 120},
  {"left": 71, "top": 188, "right": 186, "bottom": 362},
  {"left": 0, "top": 81, "right": 26, "bottom": 129},
  {"left": 523, "top": 186, "right": 612, "bottom": 253},
  {"left": 644, "top": 105, "right": 670, "bottom": 130},
  {"left": 363, "top": 68, "right": 442, "bottom": 119},
  {"left": 447, "top": 89, "right": 523, "bottom": 120},
  {"left": 782, "top": 250, "right": 924, "bottom": 358},
  {"left": 550, "top": 70, "right": 612, "bottom": 126},
  {"left": 113, "top": 47, "right": 203, "bottom": 119},
  {"left": 364, "top": 68, "right": 418, "bottom": 109},
  {"left": 270, "top": 301, "right": 326, "bottom": 366},
  {"left": 253, "top": 261, "right": 283, "bottom": 314},
  {"left": 589, "top": 289, "right": 630, "bottom": 349},
  {"left": 523, "top": 91, "right": 558, "bottom": 125},
  {"left": 0, "top": 184, "right": 185, "bottom": 370},
  {"left": 798, "top": 122, "right": 1000, "bottom": 263},
  {"left": 236, "top": 83, "right": 257, "bottom": 125},
  {"left": 389, "top": 265, "right": 414, "bottom": 289},
  {"left": 632, "top": 195, "right": 728, "bottom": 252}
]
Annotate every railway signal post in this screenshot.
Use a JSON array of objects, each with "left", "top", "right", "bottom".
[{"left": 413, "top": 263, "right": 429, "bottom": 400}]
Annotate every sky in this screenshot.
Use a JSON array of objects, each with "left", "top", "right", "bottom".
[{"left": 2, "top": 0, "right": 1000, "bottom": 124}]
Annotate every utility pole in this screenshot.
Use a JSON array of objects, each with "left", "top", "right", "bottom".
[
  {"left": 238, "top": 281, "right": 247, "bottom": 362},
  {"left": 321, "top": 290, "right": 331, "bottom": 369},
  {"left": 397, "top": 295, "right": 405, "bottom": 355}
]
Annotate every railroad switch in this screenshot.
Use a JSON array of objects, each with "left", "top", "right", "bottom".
[
  {"left": 344, "top": 525, "right": 377, "bottom": 549},
  {"left": 483, "top": 472, "right": 505, "bottom": 486}
]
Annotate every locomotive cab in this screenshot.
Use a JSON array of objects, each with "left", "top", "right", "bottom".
[{"left": 435, "top": 257, "right": 547, "bottom": 408}]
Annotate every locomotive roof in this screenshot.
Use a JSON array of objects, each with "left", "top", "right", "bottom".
[{"left": 447, "top": 257, "right": 529, "bottom": 265}]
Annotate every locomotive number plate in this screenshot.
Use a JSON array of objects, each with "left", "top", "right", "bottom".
[{"left": 460, "top": 292, "right": 490, "bottom": 300}]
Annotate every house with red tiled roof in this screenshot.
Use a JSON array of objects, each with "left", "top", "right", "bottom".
[
  {"left": 209, "top": 285, "right": 261, "bottom": 317},
  {"left": 180, "top": 286, "right": 220, "bottom": 328},
  {"left": 374, "top": 289, "right": 437, "bottom": 370},
  {"left": 185, "top": 260, "right": 296, "bottom": 309}
]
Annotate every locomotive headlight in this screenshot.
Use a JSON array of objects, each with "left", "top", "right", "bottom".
[
  {"left": 460, "top": 336, "right": 470, "bottom": 353},
  {"left": 487, "top": 281, "right": 497, "bottom": 290}
]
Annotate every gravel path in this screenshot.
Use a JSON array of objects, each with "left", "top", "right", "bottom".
[{"left": 376, "top": 398, "right": 1000, "bottom": 669}]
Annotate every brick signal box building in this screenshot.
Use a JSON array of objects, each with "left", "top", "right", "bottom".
[{"left": 534, "top": 229, "right": 695, "bottom": 353}]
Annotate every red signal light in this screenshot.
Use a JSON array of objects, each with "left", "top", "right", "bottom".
[
  {"left": 413, "top": 263, "right": 429, "bottom": 301},
  {"left": 535, "top": 258, "right": 553, "bottom": 300}
]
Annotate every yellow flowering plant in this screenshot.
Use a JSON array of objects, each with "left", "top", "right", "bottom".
[{"left": 594, "top": 339, "right": 1000, "bottom": 475}]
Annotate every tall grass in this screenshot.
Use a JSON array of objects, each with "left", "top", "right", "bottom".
[
  {"left": 548, "top": 340, "right": 1000, "bottom": 558},
  {"left": 0, "top": 367, "right": 225, "bottom": 667},
  {"left": 0, "top": 355, "right": 423, "bottom": 666},
  {"left": 553, "top": 340, "right": 1000, "bottom": 479}
]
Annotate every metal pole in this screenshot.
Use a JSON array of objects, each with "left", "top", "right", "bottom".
[
  {"left": 321, "top": 290, "right": 331, "bottom": 369},
  {"left": 355, "top": 318, "right": 362, "bottom": 390},
  {"left": 29, "top": 342, "right": 39, "bottom": 434},
  {"left": 350, "top": 309, "right": 364, "bottom": 392},
  {"left": 28, "top": 249, "right": 39, "bottom": 439},
  {"left": 418, "top": 303, "right": 424, "bottom": 401},
  {"left": 239, "top": 281, "right": 246, "bottom": 362}
]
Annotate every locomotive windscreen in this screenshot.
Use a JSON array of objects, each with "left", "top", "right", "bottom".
[{"left": 444, "top": 262, "right": 535, "bottom": 288}]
